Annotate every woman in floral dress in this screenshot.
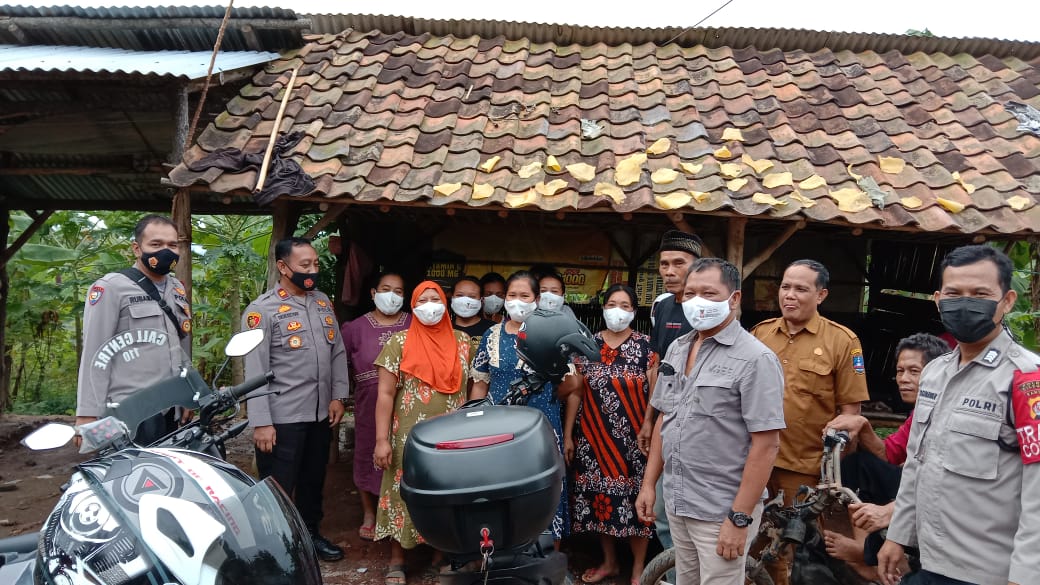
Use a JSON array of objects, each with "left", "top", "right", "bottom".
[
  {"left": 340, "top": 271, "right": 410, "bottom": 541},
  {"left": 470, "top": 270, "right": 570, "bottom": 545},
  {"left": 564, "top": 284, "right": 657, "bottom": 584},
  {"left": 373, "top": 281, "right": 471, "bottom": 585}
]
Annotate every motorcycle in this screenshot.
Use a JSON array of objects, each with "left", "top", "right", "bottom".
[
  {"left": 0, "top": 329, "right": 323, "bottom": 585},
  {"left": 400, "top": 309, "right": 601, "bottom": 585}
]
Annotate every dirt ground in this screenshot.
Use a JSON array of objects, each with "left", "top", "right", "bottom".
[{"left": 0, "top": 414, "right": 619, "bottom": 585}]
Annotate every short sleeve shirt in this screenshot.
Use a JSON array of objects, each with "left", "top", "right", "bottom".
[
  {"left": 650, "top": 320, "right": 786, "bottom": 521},
  {"left": 751, "top": 314, "right": 869, "bottom": 475}
]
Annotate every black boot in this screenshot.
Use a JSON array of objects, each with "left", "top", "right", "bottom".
[{"left": 310, "top": 531, "right": 344, "bottom": 562}]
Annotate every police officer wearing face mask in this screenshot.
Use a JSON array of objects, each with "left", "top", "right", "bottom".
[
  {"left": 878, "top": 245, "right": 1040, "bottom": 585},
  {"left": 76, "top": 214, "right": 192, "bottom": 447},
  {"left": 243, "top": 237, "right": 350, "bottom": 561}
]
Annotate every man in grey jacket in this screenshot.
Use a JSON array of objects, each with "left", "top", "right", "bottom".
[{"left": 244, "top": 236, "right": 349, "bottom": 561}]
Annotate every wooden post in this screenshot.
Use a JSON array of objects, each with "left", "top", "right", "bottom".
[
  {"left": 171, "top": 86, "right": 193, "bottom": 301},
  {"left": 742, "top": 220, "right": 805, "bottom": 279},
  {"left": 727, "top": 217, "right": 747, "bottom": 274},
  {"left": 0, "top": 206, "right": 9, "bottom": 414}
]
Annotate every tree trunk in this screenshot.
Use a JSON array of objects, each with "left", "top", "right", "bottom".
[
  {"left": 12, "top": 343, "right": 25, "bottom": 402},
  {"left": 230, "top": 266, "right": 244, "bottom": 385}
]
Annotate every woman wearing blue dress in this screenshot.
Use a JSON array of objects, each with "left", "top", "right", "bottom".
[{"left": 470, "top": 270, "right": 569, "bottom": 545}]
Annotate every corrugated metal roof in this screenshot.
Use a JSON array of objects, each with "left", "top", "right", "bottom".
[
  {"left": 0, "top": 44, "right": 279, "bottom": 79},
  {"left": 303, "top": 13, "right": 1040, "bottom": 60}
]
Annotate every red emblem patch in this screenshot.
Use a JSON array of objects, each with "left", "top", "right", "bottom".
[
  {"left": 324, "top": 316, "right": 334, "bottom": 326},
  {"left": 1013, "top": 369, "right": 1040, "bottom": 464},
  {"left": 277, "top": 289, "right": 289, "bottom": 299},
  {"left": 148, "top": 256, "right": 158, "bottom": 268},
  {"left": 246, "top": 312, "right": 262, "bottom": 329},
  {"left": 286, "top": 321, "right": 302, "bottom": 332},
  {"left": 278, "top": 304, "right": 292, "bottom": 313},
  {"left": 304, "top": 278, "right": 315, "bottom": 289},
  {"left": 288, "top": 335, "right": 303, "bottom": 349},
  {"left": 88, "top": 286, "right": 104, "bottom": 305}
]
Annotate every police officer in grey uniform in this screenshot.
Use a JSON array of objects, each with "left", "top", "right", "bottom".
[
  {"left": 244, "top": 236, "right": 349, "bottom": 562},
  {"left": 76, "top": 214, "right": 192, "bottom": 446},
  {"left": 878, "top": 245, "right": 1040, "bottom": 585}
]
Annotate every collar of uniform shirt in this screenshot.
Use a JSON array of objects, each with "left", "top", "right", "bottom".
[
  {"left": 694, "top": 319, "right": 742, "bottom": 346},
  {"left": 779, "top": 311, "right": 821, "bottom": 336},
  {"left": 959, "top": 329, "right": 1013, "bottom": 369}
]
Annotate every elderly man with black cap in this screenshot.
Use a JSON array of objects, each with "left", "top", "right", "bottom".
[{"left": 636, "top": 229, "right": 702, "bottom": 558}]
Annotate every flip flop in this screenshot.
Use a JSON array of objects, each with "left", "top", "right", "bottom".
[
  {"left": 582, "top": 567, "right": 619, "bottom": 584},
  {"left": 386, "top": 564, "right": 407, "bottom": 585},
  {"left": 359, "top": 524, "right": 376, "bottom": 541}
]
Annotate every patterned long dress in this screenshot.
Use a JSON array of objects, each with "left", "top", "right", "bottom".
[
  {"left": 571, "top": 331, "right": 657, "bottom": 538},
  {"left": 373, "top": 329, "right": 470, "bottom": 549},
  {"left": 471, "top": 322, "right": 569, "bottom": 539},
  {"left": 340, "top": 311, "right": 411, "bottom": 495}
]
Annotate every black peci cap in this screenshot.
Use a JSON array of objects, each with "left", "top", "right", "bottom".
[{"left": 657, "top": 230, "right": 703, "bottom": 258}]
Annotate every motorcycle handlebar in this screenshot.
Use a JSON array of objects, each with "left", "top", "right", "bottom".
[{"left": 226, "top": 371, "right": 274, "bottom": 401}]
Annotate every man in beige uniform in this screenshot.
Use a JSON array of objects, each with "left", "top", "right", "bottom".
[
  {"left": 751, "top": 259, "right": 869, "bottom": 584},
  {"left": 76, "top": 214, "right": 192, "bottom": 446},
  {"left": 879, "top": 245, "right": 1040, "bottom": 585}
]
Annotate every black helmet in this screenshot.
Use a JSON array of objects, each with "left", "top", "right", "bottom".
[{"left": 516, "top": 309, "right": 600, "bottom": 381}]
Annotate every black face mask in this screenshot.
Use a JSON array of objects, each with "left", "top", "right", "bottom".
[
  {"left": 141, "top": 248, "right": 179, "bottom": 276},
  {"left": 289, "top": 271, "right": 319, "bottom": 292},
  {"left": 939, "top": 297, "right": 999, "bottom": 343}
]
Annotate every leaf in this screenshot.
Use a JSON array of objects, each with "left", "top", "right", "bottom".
[
  {"left": 789, "top": 191, "right": 816, "bottom": 208},
  {"left": 847, "top": 164, "right": 863, "bottom": 181},
  {"left": 690, "top": 191, "right": 712, "bottom": 203},
  {"left": 726, "top": 178, "right": 749, "bottom": 191},
  {"left": 535, "top": 179, "right": 569, "bottom": 196},
  {"left": 951, "top": 171, "right": 976, "bottom": 194},
  {"left": 829, "top": 188, "right": 872, "bottom": 213},
  {"left": 714, "top": 146, "right": 734, "bottom": 160},
  {"left": 655, "top": 192, "right": 692, "bottom": 210},
  {"left": 722, "top": 128, "right": 745, "bottom": 142},
  {"left": 1007, "top": 195, "right": 1032, "bottom": 210},
  {"left": 740, "top": 154, "right": 774, "bottom": 175},
  {"left": 546, "top": 155, "right": 562, "bottom": 172},
  {"left": 763, "top": 172, "right": 793, "bottom": 188},
  {"left": 651, "top": 168, "right": 680, "bottom": 184},
  {"left": 594, "top": 182, "right": 626, "bottom": 204},
  {"left": 615, "top": 153, "right": 647, "bottom": 186},
  {"left": 752, "top": 192, "right": 787, "bottom": 207},
  {"left": 719, "top": 163, "right": 743, "bottom": 178},
  {"left": 433, "top": 182, "right": 462, "bottom": 196},
  {"left": 472, "top": 183, "right": 494, "bottom": 200},
  {"left": 566, "top": 162, "right": 597, "bottom": 182},
  {"left": 647, "top": 138, "right": 671, "bottom": 155},
  {"left": 798, "top": 175, "right": 827, "bottom": 190},
  {"left": 518, "top": 161, "right": 543, "bottom": 179},
  {"left": 680, "top": 162, "right": 703, "bottom": 175},
  {"left": 479, "top": 155, "right": 501, "bottom": 173},
  {"left": 15, "top": 243, "right": 80, "bottom": 265},
  {"left": 900, "top": 196, "right": 923, "bottom": 209},
  {"left": 936, "top": 197, "right": 966, "bottom": 213},
  {"left": 879, "top": 156, "right": 905, "bottom": 174}
]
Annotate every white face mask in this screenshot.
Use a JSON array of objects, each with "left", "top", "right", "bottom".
[
  {"left": 373, "top": 291, "right": 403, "bottom": 315},
  {"left": 537, "top": 292, "right": 565, "bottom": 312},
  {"left": 504, "top": 299, "right": 537, "bottom": 323},
  {"left": 603, "top": 307, "right": 635, "bottom": 332},
  {"left": 482, "top": 295, "right": 504, "bottom": 314},
  {"left": 413, "top": 301, "right": 446, "bottom": 326},
  {"left": 451, "top": 296, "right": 481, "bottom": 319},
  {"left": 682, "top": 294, "right": 733, "bottom": 331}
]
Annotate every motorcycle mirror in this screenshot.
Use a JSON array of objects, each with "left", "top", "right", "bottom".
[
  {"left": 225, "top": 329, "right": 264, "bottom": 357},
  {"left": 21, "top": 423, "right": 76, "bottom": 450}
]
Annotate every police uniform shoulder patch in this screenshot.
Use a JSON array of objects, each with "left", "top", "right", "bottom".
[
  {"left": 246, "top": 312, "right": 262, "bottom": 329},
  {"left": 182, "top": 320, "right": 192, "bottom": 333},
  {"left": 88, "top": 285, "right": 104, "bottom": 305},
  {"left": 851, "top": 348, "right": 866, "bottom": 375},
  {"left": 278, "top": 304, "right": 292, "bottom": 313},
  {"left": 174, "top": 287, "right": 186, "bottom": 296},
  {"left": 286, "top": 321, "right": 302, "bottom": 332},
  {"left": 324, "top": 315, "right": 335, "bottom": 326},
  {"left": 1011, "top": 368, "right": 1040, "bottom": 464},
  {"left": 277, "top": 288, "right": 289, "bottom": 299},
  {"left": 982, "top": 348, "right": 1000, "bottom": 365},
  {"left": 288, "top": 335, "right": 303, "bottom": 349},
  {"left": 326, "top": 328, "right": 336, "bottom": 342},
  {"left": 317, "top": 299, "right": 328, "bottom": 308}
]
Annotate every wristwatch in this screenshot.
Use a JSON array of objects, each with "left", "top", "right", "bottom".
[{"left": 728, "top": 509, "right": 753, "bottom": 528}]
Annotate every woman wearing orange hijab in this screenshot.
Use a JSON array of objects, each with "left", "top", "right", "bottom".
[{"left": 373, "top": 281, "right": 471, "bottom": 584}]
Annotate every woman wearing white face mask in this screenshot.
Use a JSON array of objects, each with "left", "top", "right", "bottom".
[
  {"left": 560, "top": 284, "right": 658, "bottom": 583},
  {"left": 373, "top": 281, "right": 471, "bottom": 580},
  {"left": 479, "top": 272, "right": 507, "bottom": 324},
  {"left": 450, "top": 275, "right": 495, "bottom": 354},
  {"left": 339, "top": 271, "right": 411, "bottom": 542},
  {"left": 470, "top": 271, "right": 570, "bottom": 546},
  {"left": 537, "top": 270, "right": 577, "bottom": 319}
]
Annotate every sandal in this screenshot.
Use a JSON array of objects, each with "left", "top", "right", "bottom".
[
  {"left": 582, "top": 567, "right": 619, "bottom": 584},
  {"left": 385, "top": 564, "right": 407, "bottom": 585},
  {"left": 359, "top": 524, "right": 376, "bottom": 541},
  {"left": 421, "top": 564, "right": 450, "bottom": 580}
]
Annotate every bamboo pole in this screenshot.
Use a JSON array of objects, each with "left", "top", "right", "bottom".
[{"left": 254, "top": 67, "right": 299, "bottom": 195}]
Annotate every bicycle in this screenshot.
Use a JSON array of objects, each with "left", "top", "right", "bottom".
[{"left": 640, "top": 430, "right": 864, "bottom": 585}]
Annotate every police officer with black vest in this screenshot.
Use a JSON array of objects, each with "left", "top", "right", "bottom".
[{"left": 75, "top": 214, "right": 192, "bottom": 447}]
